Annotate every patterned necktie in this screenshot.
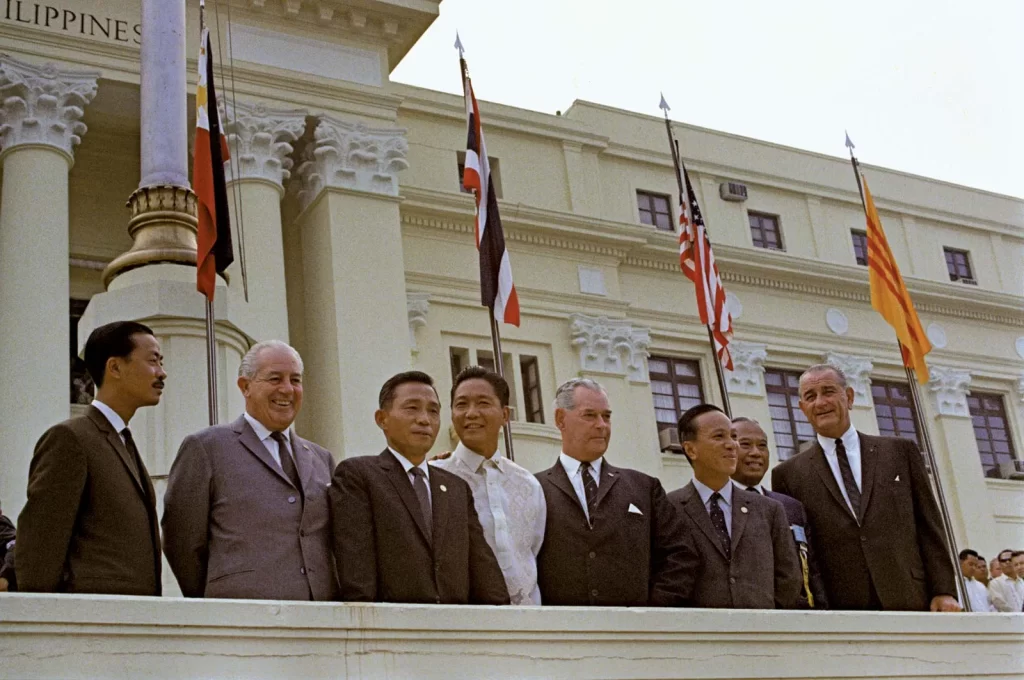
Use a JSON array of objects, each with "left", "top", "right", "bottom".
[
  {"left": 835, "top": 438, "right": 861, "bottom": 519},
  {"left": 270, "top": 431, "right": 302, "bottom": 494},
  {"left": 579, "top": 461, "right": 598, "bottom": 519},
  {"left": 409, "top": 467, "right": 433, "bottom": 543},
  {"left": 120, "top": 428, "right": 145, "bottom": 494},
  {"left": 709, "top": 492, "right": 731, "bottom": 559}
]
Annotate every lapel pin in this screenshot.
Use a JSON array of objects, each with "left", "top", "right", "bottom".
[
  {"left": 740, "top": 506, "right": 748, "bottom": 514},
  {"left": 894, "top": 475, "right": 900, "bottom": 482},
  {"left": 440, "top": 484, "right": 447, "bottom": 492}
]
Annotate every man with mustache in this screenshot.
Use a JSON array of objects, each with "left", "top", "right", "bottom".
[
  {"left": 730, "top": 416, "right": 828, "bottom": 608},
  {"left": 772, "top": 364, "right": 959, "bottom": 612},
  {"left": 163, "top": 340, "right": 338, "bottom": 600},
  {"left": 669, "top": 404, "right": 801, "bottom": 609},
  {"left": 16, "top": 321, "right": 166, "bottom": 594}
]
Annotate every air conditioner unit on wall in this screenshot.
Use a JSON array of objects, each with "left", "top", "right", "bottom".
[
  {"left": 659, "top": 428, "right": 684, "bottom": 454},
  {"left": 719, "top": 182, "right": 748, "bottom": 202},
  {"left": 998, "top": 461, "right": 1024, "bottom": 481}
]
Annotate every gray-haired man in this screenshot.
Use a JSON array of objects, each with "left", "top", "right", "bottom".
[
  {"left": 163, "top": 340, "right": 338, "bottom": 600},
  {"left": 535, "top": 378, "right": 699, "bottom": 607}
]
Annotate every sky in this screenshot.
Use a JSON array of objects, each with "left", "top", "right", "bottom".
[{"left": 391, "top": 0, "right": 1024, "bottom": 200}]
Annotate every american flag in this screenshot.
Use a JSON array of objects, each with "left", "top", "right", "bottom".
[
  {"left": 679, "top": 165, "right": 733, "bottom": 370},
  {"left": 460, "top": 58, "right": 520, "bottom": 326}
]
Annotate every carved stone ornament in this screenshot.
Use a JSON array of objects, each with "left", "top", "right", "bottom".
[
  {"left": 725, "top": 341, "right": 767, "bottom": 396},
  {"left": 825, "top": 308, "right": 849, "bottom": 336},
  {"left": 1018, "top": 372, "right": 1024, "bottom": 404},
  {"left": 407, "top": 293, "right": 431, "bottom": 355},
  {"left": 569, "top": 314, "right": 651, "bottom": 382},
  {"left": 295, "top": 115, "right": 409, "bottom": 208},
  {"left": 0, "top": 56, "right": 99, "bottom": 159},
  {"left": 927, "top": 366, "right": 972, "bottom": 418},
  {"left": 824, "top": 352, "right": 873, "bottom": 405},
  {"left": 222, "top": 101, "right": 307, "bottom": 189}
]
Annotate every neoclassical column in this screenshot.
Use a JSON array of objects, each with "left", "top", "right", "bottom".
[
  {"left": 925, "top": 366, "right": 997, "bottom": 554},
  {"left": 568, "top": 314, "right": 659, "bottom": 475},
  {"left": 292, "top": 115, "right": 410, "bottom": 457},
  {"left": 0, "top": 57, "right": 98, "bottom": 516},
  {"left": 223, "top": 101, "right": 307, "bottom": 342},
  {"left": 824, "top": 351, "right": 879, "bottom": 435}
]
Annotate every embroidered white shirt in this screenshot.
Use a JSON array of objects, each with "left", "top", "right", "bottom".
[
  {"left": 558, "top": 453, "right": 602, "bottom": 521},
  {"left": 817, "top": 424, "right": 862, "bottom": 515},
  {"left": 989, "top": 574, "right": 1024, "bottom": 613},
  {"left": 965, "top": 577, "right": 996, "bottom": 612},
  {"left": 433, "top": 443, "right": 546, "bottom": 605}
]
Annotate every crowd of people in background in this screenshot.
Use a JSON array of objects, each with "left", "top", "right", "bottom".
[{"left": 0, "top": 320, "right": 1019, "bottom": 614}]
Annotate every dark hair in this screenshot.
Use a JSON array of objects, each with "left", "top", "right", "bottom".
[
  {"left": 1013, "top": 551, "right": 1024, "bottom": 559},
  {"left": 84, "top": 321, "right": 155, "bottom": 388},
  {"left": 959, "top": 549, "right": 979, "bottom": 561},
  {"left": 731, "top": 416, "right": 759, "bottom": 426},
  {"left": 998, "top": 549, "right": 1014, "bottom": 561},
  {"left": 450, "top": 366, "right": 510, "bottom": 407},
  {"left": 378, "top": 371, "right": 438, "bottom": 409},
  {"left": 678, "top": 404, "right": 725, "bottom": 444}
]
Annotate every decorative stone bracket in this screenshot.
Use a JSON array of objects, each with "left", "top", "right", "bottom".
[
  {"left": 726, "top": 341, "right": 767, "bottom": 396},
  {"left": 407, "top": 293, "right": 430, "bottom": 355},
  {"left": 825, "top": 352, "right": 874, "bottom": 405},
  {"left": 928, "top": 366, "right": 972, "bottom": 417},
  {"left": 569, "top": 314, "right": 650, "bottom": 382}
]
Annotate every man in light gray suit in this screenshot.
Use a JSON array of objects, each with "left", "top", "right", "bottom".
[{"left": 163, "top": 341, "right": 338, "bottom": 600}]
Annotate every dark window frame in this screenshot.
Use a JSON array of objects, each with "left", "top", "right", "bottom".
[
  {"left": 519, "top": 355, "right": 544, "bottom": 424},
  {"left": 851, "top": 229, "right": 868, "bottom": 266},
  {"left": 649, "top": 355, "right": 705, "bottom": 438},
  {"left": 70, "top": 298, "right": 93, "bottom": 405},
  {"left": 968, "top": 391, "right": 1016, "bottom": 477},
  {"left": 456, "top": 151, "right": 503, "bottom": 198},
  {"left": 943, "top": 247, "right": 974, "bottom": 283},
  {"left": 636, "top": 190, "right": 674, "bottom": 232},
  {"left": 748, "top": 211, "right": 784, "bottom": 251},
  {"left": 872, "top": 381, "right": 923, "bottom": 449},
  {"left": 764, "top": 368, "right": 814, "bottom": 460}
]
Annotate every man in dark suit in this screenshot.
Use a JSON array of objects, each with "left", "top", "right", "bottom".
[
  {"left": 668, "top": 404, "right": 801, "bottom": 609},
  {"left": 536, "top": 378, "right": 698, "bottom": 607},
  {"left": 330, "top": 371, "right": 508, "bottom": 604},
  {"left": 730, "top": 416, "right": 828, "bottom": 608},
  {"left": 16, "top": 321, "right": 165, "bottom": 595},
  {"left": 771, "top": 363, "right": 959, "bottom": 612},
  {"left": 163, "top": 341, "right": 338, "bottom": 600}
]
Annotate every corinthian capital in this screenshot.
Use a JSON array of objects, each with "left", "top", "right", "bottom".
[
  {"left": 0, "top": 57, "right": 99, "bottom": 160},
  {"left": 825, "top": 352, "right": 874, "bottom": 404},
  {"left": 569, "top": 314, "right": 651, "bottom": 382},
  {"left": 725, "top": 341, "right": 768, "bottom": 396},
  {"left": 222, "top": 101, "right": 307, "bottom": 190},
  {"left": 295, "top": 115, "right": 408, "bottom": 209},
  {"left": 928, "top": 366, "right": 972, "bottom": 417}
]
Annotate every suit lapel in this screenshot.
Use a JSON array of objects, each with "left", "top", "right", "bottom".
[
  {"left": 731, "top": 491, "right": 750, "bottom": 552},
  {"left": 379, "top": 450, "right": 432, "bottom": 545},
  {"left": 809, "top": 442, "right": 858, "bottom": 523},
  {"left": 234, "top": 416, "right": 293, "bottom": 487},
  {"left": 290, "top": 432, "right": 315, "bottom": 492},
  {"left": 86, "top": 407, "right": 147, "bottom": 497},
  {"left": 430, "top": 472, "right": 449, "bottom": 552},
  {"left": 680, "top": 483, "right": 728, "bottom": 559},
  {"left": 544, "top": 460, "right": 587, "bottom": 518},
  {"left": 593, "top": 460, "right": 620, "bottom": 510},
  {"left": 857, "top": 433, "right": 878, "bottom": 522}
]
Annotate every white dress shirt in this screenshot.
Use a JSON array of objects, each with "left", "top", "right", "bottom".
[
  {"left": 388, "top": 447, "right": 431, "bottom": 505},
  {"left": 558, "top": 453, "right": 602, "bottom": 521},
  {"left": 965, "top": 577, "right": 996, "bottom": 612},
  {"left": 432, "top": 442, "right": 547, "bottom": 605},
  {"left": 243, "top": 412, "right": 293, "bottom": 468},
  {"left": 692, "top": 477, "right": 733, "bottom": 536},
  {"left": 734, "top": 479, "right": 765, "bottom": 495},
  {"left": 817, "top": 424, "right": 862, "bottom": 515},
  {"left": 92, "top": 399, "right": 127, "bottom": 444},
  {"left": 988, "top": 574, "right": 1024, "bottom": 613}
]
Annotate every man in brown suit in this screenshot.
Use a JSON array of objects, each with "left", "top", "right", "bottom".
[
  {"left": 669, "top": 404, "right": 801, "bottom": 609},
  {"left": 330, "top": 371, "right": 508, "bottom": 604},
  {"left": 16, "top": 321, "right": 165, "bottom": 594},
  {"left": 536, "top": 378, "right": 699, "bottom": 607},
  {"left": 163, "top": 340, "right": 338, "bottom": 600},
  {"left": 771, "top": 364, "right": 959, "bottom": 612}
]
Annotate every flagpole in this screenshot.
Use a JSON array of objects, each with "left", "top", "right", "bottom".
[
  {"left": 845, "top": 137, "right": 968, "bottom": 610},
  {"left": 199, "top": 0, "right": 219, "bottom": 427},
  {"left": 662, "top": 107, "right": 732, "bottom": 417}
]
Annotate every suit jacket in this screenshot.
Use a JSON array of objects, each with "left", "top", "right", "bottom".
[
  {"left": 330, "top": 449, "right": 509, "bottom": 605},
  {"left": 669, "top": 482, "right": 802, "bottom": 609},
  {"left": 162, "top": 415, "right": 338, "bottom": 600},
  {"left": 15, "top": 406, "right": 160, "bottom": 595},
  {"left": 763, "top": 488, "right": 830, "bottom": 609},
  {"left": 535, "top": 459, "right": 698, "bottom": 607},
  {"left": 771, "top": 432, "right": 956, "bottom": 611}
]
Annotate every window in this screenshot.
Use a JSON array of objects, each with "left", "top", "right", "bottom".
[
  {"left": 636, "top": 190, "right": 673, "bottom": 231},
  {"left": 764, "top": 368, "right": 815, "bottom": 460},
  {"left": 70, "top": 298, "right": 93, "bottom": 405},
  {"left": 968, "top": 392, "right": 1016, "bottom": 477},
  {"left": 872, "top": 381, "right": 922, "bottom": 449},
  {"left": 456, "top": 151, "right": 502, "bottom": 198},
  {"left": 748, "top": 212, "right": 784, "bottom": 250},
  {"left": 943, "top": 247, "right": 975, "bottom": 283},
  {"left": 649, "top": 356, "right": 704, "bottom": 436},
  {"left": 520, "top": 355, "right": 544, "bottom": 424},
  {"left": 851, "top": 230, "right": 868, "bottom": 266}
]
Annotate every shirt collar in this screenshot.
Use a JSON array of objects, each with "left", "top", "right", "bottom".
[
  {"left": 693, "top": 477, "right": 732, "bottom": 507},
  {"left": 388, "top": 447, "right": 430, "bottom": 478},
  {"left": 732, "top": 479, "right": 765, "bottom": 495},
  {"left": 817, "top": 423, "right": 858, "bottom": 453},
  {"left": 454, "top": 441, "right": 502, "bottom": 473},
  {"left": 559, "top": 452, "right": 602, "bottom": 480},
  {"left": 243, "top": 412, "right": 275, "bottom": 443},
  {"left": 92, "top": 399, "right": 127, "bottom": 433}
]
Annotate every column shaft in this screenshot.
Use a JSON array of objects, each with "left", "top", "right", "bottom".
[{"left": 139, "top": 0, "right": 188, "bottom": 188}]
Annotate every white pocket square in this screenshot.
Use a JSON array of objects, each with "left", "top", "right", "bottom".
[{"left": 627, "top": 503, "right": 643, "bottom": 516}]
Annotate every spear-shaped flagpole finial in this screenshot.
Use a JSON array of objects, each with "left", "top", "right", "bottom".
[
  {"left": 659, "top": 92, "right": 670, "bottom": 116},
  {"left": 845, "top": 130, "right": 855, "bottom": 153},
  {"left": 454, "top": 32, "right": 465, "bottom": 58}
]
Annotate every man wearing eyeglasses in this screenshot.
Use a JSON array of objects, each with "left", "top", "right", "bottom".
[{"left": 989, "top": 550, "right": 1024, "bottom": 613}]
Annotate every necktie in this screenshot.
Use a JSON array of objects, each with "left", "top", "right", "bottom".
[
  {"left": 270, "top": 431, "right": 302, "bottom": 494},
  {"left": 709, "top": 492, "right": 731, "bottom": 559},
  {"left": 120, "top": 428, "right": 144, "bottom": 491},
  {"left": 835, "top": 438, "right": 861, "bottom": 519},
  {"left": 579, "top": 461, "right": 598, "bottom": 519},
  {"left": 409, "top": 467, "right": 433, "bottom": 543}
]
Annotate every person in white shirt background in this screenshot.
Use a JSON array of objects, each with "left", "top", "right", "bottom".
[
  {"left": 988, "top": 549, "right": 1024, "bottom": 613},
  {"left": 958, "top": 549, "right": 995, "bottom": 612},
  {"left": 431, "top": 366, "right": 546, "bottom": 605}
]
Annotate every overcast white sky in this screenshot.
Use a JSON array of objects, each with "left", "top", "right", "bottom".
[{"left": 392, "top": 0, "right": 1023, "bottom": 200}]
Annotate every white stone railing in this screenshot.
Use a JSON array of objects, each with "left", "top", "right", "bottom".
[{"left": 1, "top": 594, "right": 1022, "bottom": 678}]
